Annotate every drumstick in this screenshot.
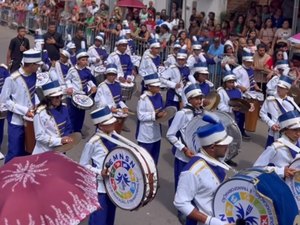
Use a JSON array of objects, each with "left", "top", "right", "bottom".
[{"left": 127, "top": 111, "right": 135, "bottom": 116}]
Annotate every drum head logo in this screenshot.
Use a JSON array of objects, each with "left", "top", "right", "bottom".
[
  {"left": 105, "top": 149, "right": 144, "bottom": 210},
  {"left": 213, "top": 179, "right": 277, "bottom": 224}
]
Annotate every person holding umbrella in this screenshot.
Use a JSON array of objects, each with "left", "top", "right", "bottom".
[
  {"left": 80, "top": 105, "right": 118, "bottom": 225},
  {"left": 32, "top": 80, "right": 73, "bottom": 155}
]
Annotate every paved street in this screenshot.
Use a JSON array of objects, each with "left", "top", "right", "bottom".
[{"left": 0, "top": 26, "right": 270, "bottom": 225}]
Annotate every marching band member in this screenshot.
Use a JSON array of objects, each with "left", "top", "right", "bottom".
[
  {"left": 66, "top": 42, "right": 77, "bottom": 66},
  {"left": 80, "top": 105, "right": 118, "bottom": 225},
  {"left": 161, "top": 46, "right": 190, "bottom": 110},
  {"left": 49, "top": 49, "right": 71, "bottom": 92},
  {"left": 106, "top": 36, "right": 134, "bottom": 84},
  {"left": 190, "top": 62, "right": 213, "bottom": 96},
  {"left": 95, "top": 63, "right": 128, "bottom": 111},
  {"left": 87, "top": 33, "right": 108, "bottom": 72},
  {"left": 174, "top": 114, "right": 233, "bottom": 225},
  {"left": 32, "top": 80, "right": 73, "bottom": 154},
  {"left": 266, "top": 56, "right": 289, "bottom": 96},
  {"left": 1, "top": 49, "right": 42, "bottom": 163},
  {"left": 123, "top": 26, "right": 137, "bottom": 56},
  {"left": 164, "top": 40, "right": 181, "bottom": 68},
  {"left": 95, "top": 63, "right": 129, "bottom": 133},
  {"left": 136, "top": 73, "right": 165, "bottom": 165},
  {"left": 65, "top": 50, "right": 97, "bottom": 133},
  {"left": 254, "top": 110, "right": 300, "bottom": 179},
  {"left": 139, "top": 35, "right": 161, "bottom": 92},
  {"left": 0, "top": 64, "right": 10, "bottom": 160},
  {"left": 187, "top": 36, "right": 202, "bottom": 71},
  {"left": 218, "top": 65, "right": 249, "bottom": 138},
  {"left": 260, "top": 74, "right": 300, "bottom": 147},
  {"left": 233, "top": 48, "right": 262, "bottom": 93},
  {"left": 167, "top": 83, "right": 203, "bottom": 191}
]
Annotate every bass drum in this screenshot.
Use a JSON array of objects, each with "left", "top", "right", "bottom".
[
  {"left": 185, "top": 111, "right": 242, "bottom": 160},
  {"left": 213, "top": 168, "right": 298, "bottom": 225},
  {"left": 286, "top": 158, "right": 300, "bottom": 211},
  {"left": 103, "top": 146, "right": 158, "bottom": 210}
]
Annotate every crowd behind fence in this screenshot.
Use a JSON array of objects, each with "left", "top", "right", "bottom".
[{"left": 0, "top": 6, "right": 223, "bottom": 88}]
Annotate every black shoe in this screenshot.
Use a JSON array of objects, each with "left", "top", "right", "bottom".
[
  {"left": 122, "top": 125, "right": 130, "bottom": 132},
  {"left": 242, "top": 133, "right": 251, "bottom": 140},
  {"left": 225, "top": 159, "right": 238, "bottom": 167}
]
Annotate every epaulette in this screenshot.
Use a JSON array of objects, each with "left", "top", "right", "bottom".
[
  {"left": 217, "top": 86, "right": 224, "bottom": 92},
  {"left": 36, "top": 104, "right": 47, "bottom": 113},
  {"left": 62, "top": 102, "right": 67, "bottom": 107},
  {"left": 206, "top": 80, "right": 214, "bottom": 88},
  {"left": 89, "top": 134, "right": 101, "bottom": 144},
  {"left": 110, "top": 52, "right": 117, "bottom": 56},
  {"left": 272, "top": 141, "right": 285, "bottom": 150},
  {"left": 170, "top": 64, "right": 177, "bottom": 69},
  {"left": 140, "top": 93, "right": 147, "bottom": 99},
  {"left": 0, "top": 64, "right": 8, "bottom": 70},
  {"left": 266, "top": 96, "right": 276, "bottom": 101},
  {"left": 11, "top": 70, "right": 21, "bottom": 80},
  {"left": 235, "top": 65, "right": 242, "bottom": 70}
]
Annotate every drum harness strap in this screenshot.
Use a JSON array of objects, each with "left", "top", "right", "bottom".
[{"left": 277, "top": 137, "right": 300, "bottom": 154}]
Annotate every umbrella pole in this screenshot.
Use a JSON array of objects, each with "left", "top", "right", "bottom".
[{"left": 292, "top": 0, "right": 299, "bottom": 35}]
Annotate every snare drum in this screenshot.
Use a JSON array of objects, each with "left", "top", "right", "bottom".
[
  {"left": 94, "top": 66, "right": 106, "bottom": 85},
  {"left": 113, "top": 110, "right": 128, "bottom": 134},
  {"left": 213, "top": 168, "right": 298, "bottom": 225},
  {"left": 71, "top": 93, "right": 94, "bottom": 110},
  {"left": 23, "top": 116, "right": 36, "bottom": 154},
  {"left": 103, "top": 146, "right": 158, "bottom": 210},
  {"left": 286, "top": 158, "right": 300, "bottom": 211},
  {"left": 121, "top": 82, "right": 135, "bottom": 101}
]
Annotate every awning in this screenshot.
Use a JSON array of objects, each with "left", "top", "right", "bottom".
[{"left": 117, "top": 0, "right": 145, "bottom": 9}]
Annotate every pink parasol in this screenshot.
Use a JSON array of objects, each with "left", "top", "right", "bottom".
[
  {"left": 117, "top": 0, "right": 145, "bottom": 9},
  {"left": 288, "top": 33, "right": 300, "bottom": 44},
  {"left": 0, "top": 151, "right": 100, "bottom": 225}
]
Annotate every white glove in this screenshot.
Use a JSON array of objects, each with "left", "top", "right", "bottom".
[{"left": 205, "top": 216, "right": 226, "bottom": 225}]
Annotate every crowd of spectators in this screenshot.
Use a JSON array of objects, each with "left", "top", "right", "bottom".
[{"left": 0, "top": 0, "right": 299, "bottom": 66}]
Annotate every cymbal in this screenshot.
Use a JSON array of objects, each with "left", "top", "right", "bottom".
[
  {"left": 228, "top": 98, "right": 251, "bottom": 113},
  {"left": 203, "top": 91, "right": 220, "bottom": 111},
  {"left": 288, "top": 86, "right": 300, "bottom": 105},
  {"left": 156, "top": 106, "right": 177, "bottom": 124},
  {"left": 54, "top": 132, "right": 82, "bottom": 153}
]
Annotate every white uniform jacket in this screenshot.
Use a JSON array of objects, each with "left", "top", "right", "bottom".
[
  {"left": 87, "top": 45, "right": 103, "bottom": 72},
  {"left": 164, "top": 54, "right": 177, "bottom": 68},
  {"left": 49, "top": 61, "right": 71, "bottom": 93},
  {"left": 106, "top": 50, "right": 134, "bottom": 81},
  {"left": 0, "top": 68, "right": 39, "bottom": 126},
  {"left": 32, "top": 105, "right": 64, "bottom": 154},
  {"left": 94, "top": 80, "right": 127, "bottom": 109},
  {"left": 138, "top": 51, "right": 159, "bottom": 77},
  {"left": 174, "top": 153, "right": 227, "bottom": 225},
  {"left": 266, "top": 75, "right": 279, "bottom": 96},
  {"left": 233, "top": 65, "right": 251, "bottom": 90},
  {"left": 65, "top": 65, "right": 96, "bottom": 94},
  {"left": 79, "top": 130, "right": 117, "bottom": 193},
  {"left": 217, "top": 87, "right": 233, "bottom": 113},
  {"left": 254, "top": 135, "right": 300, "bottom": 178},
  {"left": 167, "top": 106, "right": 195, "bottom": 162},
  {"left": 260, "top": 95, "right": 300, "bottom": 137},
  {"left": 160, "top": 64, "right": 183, "bottom": 102},
  {"left": 136, "top": 91, "right": 162, "bottom": 143}
]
